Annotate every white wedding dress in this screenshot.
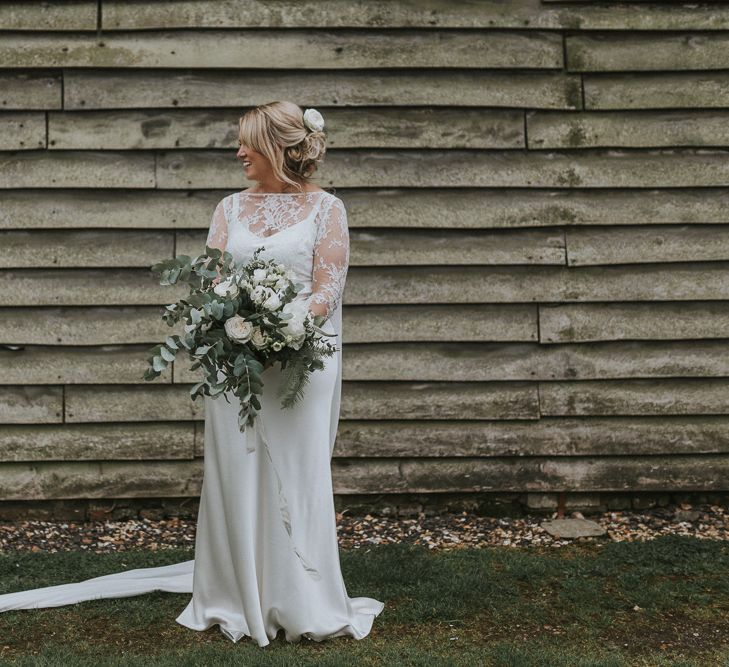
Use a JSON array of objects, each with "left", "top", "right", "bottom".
[{"left": 0, "top": 190, "right": 386, "bottom": 648}]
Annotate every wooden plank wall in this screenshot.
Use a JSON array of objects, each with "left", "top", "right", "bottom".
[{"left": 1, "top": 0, "right": 729, "bottom": 511}]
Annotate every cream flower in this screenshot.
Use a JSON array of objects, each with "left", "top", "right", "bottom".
[
  {"left": 224, "top": 316, "right": 253, "bottom": 344},
  {"left": 281, "top": 299, "right": 309, "bottom": 349},
  {"left": 213, "top": 278, "right": 239, "bottom": 298},
  {"left": 252, "top": 268, "right": 268, "bottom": 284},
  {"left": 250, "top": 284, "right": 267, "bottom": 303},
  {"left": 303, "top": 108, "right": 325, "bottom": 132},
  {"left": 250, "top": 327, "right": 267, "bottom": 349},
  {"left": 262, "top": 290, "right": 281, "bottom": 311}
]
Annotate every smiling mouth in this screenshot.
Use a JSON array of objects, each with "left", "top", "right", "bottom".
[{"left": 242, "top": 161, "right": 252, "bottom": 167}]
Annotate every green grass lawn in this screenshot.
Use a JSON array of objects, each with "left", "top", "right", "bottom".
[{"left": 0, "top": 535, "right": 727, "bottom": 666}]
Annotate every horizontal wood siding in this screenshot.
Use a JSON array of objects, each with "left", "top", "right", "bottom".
[{"left": 1, "top": 0, "right": 727, "bottom": 503}]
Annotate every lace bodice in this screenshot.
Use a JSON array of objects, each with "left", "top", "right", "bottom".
[{"left": 205, "top": 191, "right": 350, "bottom": 322}]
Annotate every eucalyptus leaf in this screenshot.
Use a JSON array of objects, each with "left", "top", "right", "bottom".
[{"left": 152, "top": 355, "right": 167, "bottom": 372}]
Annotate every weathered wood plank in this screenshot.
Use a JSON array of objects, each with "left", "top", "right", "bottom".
[
  {"left": 336, "top": 341, "right": 729, "bottom": 382},
  {"left": 0, "top": 454, "right": 724, "bottom": 499},
  {"left": 0, "top": 306, "right": 181, "bottom": 345},
  {"left": 332, "top": 456, "right": 729, "bottom": 494},
  {"left": 7, "top": 263, "right": 729, "bottom": 306},
  {"left": 345, "top": 264, "right": 729, "bottom": 304},
  {"left": 0, "top": 269, "right": 185, "bottom": 305},
  {"left": 0, "top": 2, "right": 97, "bottom": 30},
  {"left": 0, "top": 460, "right": 203, "bottom": 499},
  {"left": 567, "top": 34, "right": 729, "bottom": 72},
  {"left": 585, "top": 73, "right": 729, "bottom": 110},
  {"left": 351, "top": 228, "right": 566, "bottom": 265},
  {"left": 0, "top": 423, "right": 195, "bottom": 462},
  {"left": 0, "top": 73, "right": 61, "bottom": 110},
  {"left": 0, "top": 231, "right": 173, "bottom": 268},
  {"left": 65, "top": 385, "right": 204, "bottom": 423},
  {"left": 66, "top": 382, "right": 539, "bottom": 422},
  {"left": 49, "top": 108, "right": 524, "bottom": 150},
  {"left": 566, "top": 225, "right": 729, "bottom": 266},
  {"left": 540, "top": 378, "right": 729, "bottom": 416},
  {"left": 342, "top": 381, "right": 635, "bottom": 420},
  {"left": 340, "top": 188, "right": 729, "bottom": 227},
  {"left": 0, "top": 31, "right": 563, "bottom": 69},
  {"left": 4, "top": 188, "right": 729, "bottom": 230},
  {"left": 0, "top": 190, "right": 221, "bottom": 230},
  {"left": 102, "top": 0, "right": 729, "bottom": 31},
  {"left": 333, "top": 416, "right": 729, "bottom": 457},
  {"left": 177, "top": 228, "right": 567, "bottom": 266},
  {"left": 64, "top": 70, "right": 581, "bottom": 110},
  {"left": 540, "top": 302, "right": 729, "bottom": 343},
  {"left": 369, "top": 456, "right": 729, "bottom": 493},
  {"left": 0, "top": 346, "right": 171, "bottom": 385},
  {"left": 342, "top": 305, "right": 538, "bottom": 343},
  {"left": 528, "top": 111, "right": 729, "bottom": 149},
  {"left": 528, "top": 4, "right": 729, "bottom": 31},
  {"left": 156, "top": 149, "right": 729, "bottom": 190},
  {"left": 0, "top": 152, "right": 155, "bottom": 188},
  {"left": 0, "top": 386, "right": 63, "bottom": 424},
  {"left": 0, "top": 112, "right": 45, "bottom": 150}
]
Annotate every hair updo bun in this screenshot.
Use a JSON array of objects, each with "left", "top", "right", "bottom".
[{"left": 284, "top": 129, "right": 327, "bottom": 179}]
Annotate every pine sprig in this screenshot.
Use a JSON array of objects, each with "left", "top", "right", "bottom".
[{"left": 277, "top": 354, "right": 312, "bottom": 409}]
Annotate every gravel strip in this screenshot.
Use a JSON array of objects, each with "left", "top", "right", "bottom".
[{"left": 0, "top": 503, "right": 726, "bottom": 554}]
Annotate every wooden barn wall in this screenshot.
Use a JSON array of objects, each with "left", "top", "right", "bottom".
[{"left": 1, "top": 0, "right": 729, "bottom": 510}]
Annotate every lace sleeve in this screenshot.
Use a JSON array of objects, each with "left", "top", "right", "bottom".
[
  {"left": 206, "top": 200, "right": 228, "bottom": 252},
  {"left": 308, "top": 196, "right": 350, "bottom": 322},
  {"left": 205, "top": 200, "right": 228, "bottom": 284}
]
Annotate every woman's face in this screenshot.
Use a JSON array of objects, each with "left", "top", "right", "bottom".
[{"left": 236, "top": 140, "right": 269, "bottom": 181}]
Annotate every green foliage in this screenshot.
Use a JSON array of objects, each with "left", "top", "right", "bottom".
[{"left": 277, "top": 354, "right": 312, "bottom": 410}]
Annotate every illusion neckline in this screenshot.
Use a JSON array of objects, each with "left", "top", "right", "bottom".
[{"left": 239, "top": 190, "right": 329, "bottom": 196}]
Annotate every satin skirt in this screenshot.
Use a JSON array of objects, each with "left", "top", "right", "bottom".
[{"left": 175, "top": 342, "right": 385, "bottom": 646}]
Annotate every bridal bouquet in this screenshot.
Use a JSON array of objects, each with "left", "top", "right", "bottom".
[{"left": 143, "top": 246, "right": 337, "bottom": 431}]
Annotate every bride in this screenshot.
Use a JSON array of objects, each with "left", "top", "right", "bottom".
[{"left": 0, "top": 101, "right": 386, "bottom": 648}]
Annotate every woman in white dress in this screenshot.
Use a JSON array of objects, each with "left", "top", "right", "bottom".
[{"left": 0, "top": 101, "right": 386, "bottom": 648}]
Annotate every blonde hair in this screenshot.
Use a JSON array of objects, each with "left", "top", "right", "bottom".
[{"left": 238, "top": 101, "right": 327, "bottom": 192}]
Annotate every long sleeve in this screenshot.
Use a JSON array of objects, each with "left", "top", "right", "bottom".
[
  {"left": 308, "top": 196, "right": 350, "bottom": 322},
  {"left": 206, "top": 200, "right": 228, "bottom": 252}
]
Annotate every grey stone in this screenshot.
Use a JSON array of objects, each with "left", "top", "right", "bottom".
[{"left": 540, "top": 518, "right": 607, "bottom": 539}]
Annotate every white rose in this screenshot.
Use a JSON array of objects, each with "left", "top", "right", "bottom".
[
  {"left": 303, "top": 108, "right": 325, "bottom": 132},
  {"left": 224, "top": 316, "right": 253, "bottom": 344},
  {"left": 262, "top": 290, "right": 281, "bottom": 311},
  {"left": 250, "top": 284, "right": 267, "bottom": 303},
  {"left": 250, "top": 327, "right": 267, "bottom": 349},
  {"left": 252, "top": 268, "right": 268, "bottom": 284},
  {"left": 281, "top": 299, "right": 309, "bottom": 349},
  {"left": 213, "top": 278, "right": 239, "bottom": 298}
]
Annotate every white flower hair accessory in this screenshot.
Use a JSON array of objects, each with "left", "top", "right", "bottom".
[{"left": 303, "top": 108, "right": 325, "bottom": 132}]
